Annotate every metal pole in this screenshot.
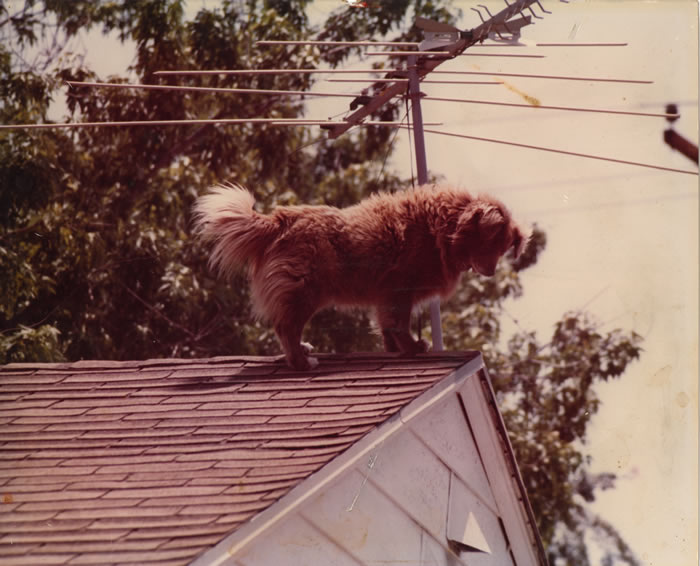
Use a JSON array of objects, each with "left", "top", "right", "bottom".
[
  {"left": 407, "top": 56, "right": 429, "bottom": 183},
  {"left": 407, "top": 55, "right": 444, "bottom": 351}
]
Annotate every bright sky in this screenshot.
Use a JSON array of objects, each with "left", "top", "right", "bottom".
[{"left": 48, "top": 0, "right": 699, "bottom": 564}]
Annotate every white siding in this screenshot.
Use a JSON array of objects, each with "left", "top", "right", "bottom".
[
  {"left": 303, "top": 468, "right": 425, "bottom": 563},
  {"left": 366, "top": 427, "right": 452, "bottom": 538},
  {"left": 410, "top": 392, "right": 498, "bottom": 512},
  {"left": 235, "top": 515, "right": 361, "bottom": 566},
  {"left": 420, "top": 530, "right": 457, "bottom": 565}
]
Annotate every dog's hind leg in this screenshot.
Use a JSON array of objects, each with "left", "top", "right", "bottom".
[
  {"left": 272, "top": 298, "right": 319, "bottom": 371},
  {"left": 275, "top": 319, "right": 318, "bottom": 371},
  {"left": 251, "top": 260, "right": 321, "bottom": 370}
]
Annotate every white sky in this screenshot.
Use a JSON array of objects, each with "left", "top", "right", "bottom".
[{"left": 43, "top": 0, "right": 699, "bottom": 564}]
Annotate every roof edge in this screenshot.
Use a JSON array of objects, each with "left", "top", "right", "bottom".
[
  {"left": 189, "top": 352, "right": 484, "bottom": 566},
  {"left": 474, "top": 369, "right": 549, "bottom": 565},
  {"left": 1, "top": 351, "right": 478, "bottom": 372}
]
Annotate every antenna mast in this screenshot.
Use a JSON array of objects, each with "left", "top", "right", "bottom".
[{"left": 324, "top": 0, "right": 552, "bottom": 350}]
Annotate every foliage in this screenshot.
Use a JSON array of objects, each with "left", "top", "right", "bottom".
[
  {"left": 493, "top": 313, "right": 642, "bottom": 565},
  {"left": 0, "top": 1, "right": 642, "bottom": 565}
]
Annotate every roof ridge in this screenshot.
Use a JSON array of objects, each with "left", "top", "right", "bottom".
[{"left": 1, "top": 351, "right": 478, "bottom": 372}]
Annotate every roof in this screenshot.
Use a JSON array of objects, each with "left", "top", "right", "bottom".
[{"left": 0, "top": 351, "right": 481, "bottom": 566}]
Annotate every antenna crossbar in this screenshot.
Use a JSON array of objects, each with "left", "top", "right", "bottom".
[
  {"left": 328, "top": 79, "right": 501, "bottom": 85},
  {"left": 66, "top": 80, "right": 360, "bottom": 98},
  {"left": 364, "top": 50, "right": 453, "bottom": 58},
  {"left": 536, "top": 42, "right": 628, "bottom": 47},
  {"left": 431, "top": 70, "right": 653, "bottom": 84},
  {"left": 327, "top": 0, "right": 548, "bottom": 139},
  {"left": 423, "top": 96, "right": 680, "bottom": 118},
  {"left": 154, "top": 69, "right": 397, "bottom": 76},
  {"left": 327, "top": 78, "right": 409, "bottom": 83},
  {"left": 254, "top": 39, "right": 624, "bottom": 49},
  {"left": 153, "top": 68, "right": 653, "bottom": 85},
  {"left": 365, "top": 51, "right": 545, "bottom": 58},
  {"left": 256, "top": 40, "right": 417, "bottom": 47}
]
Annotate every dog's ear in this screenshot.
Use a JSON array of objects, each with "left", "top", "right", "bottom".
[
  {"left": 453, "top": 204, "right": 504, "bottom": 246},
  {"left": 475, "top": 204, "right": 507, "bottom": 241},
  {"left": 511, "top": 226, "right": 526, "bottom": 258},
  {"left": 449, "top": 207, "right": 480, "bottom": 263},
  {"left": 467, "top": 208, "right": 483, "bottom": 230},
  {"left": 453, "top": 207, "right": 480, "bottom": 240}
]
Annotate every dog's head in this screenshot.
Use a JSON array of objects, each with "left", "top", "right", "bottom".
[{"left": 451, "top": 199, "right": 525, "bottom": 277}]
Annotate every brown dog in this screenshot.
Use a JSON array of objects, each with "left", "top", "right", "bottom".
[{"left": 194, "top": 183, "right": 525, "bottom": 370}]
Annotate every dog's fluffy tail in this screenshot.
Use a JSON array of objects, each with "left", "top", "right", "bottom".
[{"left": 193, "top": 183, "right": 276, "bottom": 278}]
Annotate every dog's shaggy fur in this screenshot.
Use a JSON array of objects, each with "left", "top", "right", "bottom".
[{"left": 194, "top": 183, "right": 525, "bottom": 370}]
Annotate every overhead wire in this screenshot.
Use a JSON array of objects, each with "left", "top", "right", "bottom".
[
  {"left": 408, "top": 128, "right": 699, "bottom": 176},
  {"left": 373, "top": 105, "right": 410, "bottom": 191},
  {"left": 7, "top": 13, "right": 690, "bottom": 187}
]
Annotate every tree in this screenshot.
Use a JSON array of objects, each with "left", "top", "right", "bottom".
[{"left": 0, "top": 1, "right": 642, "bottom": 564}]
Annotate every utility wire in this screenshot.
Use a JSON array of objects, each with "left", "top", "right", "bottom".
[
  {"left": 373, "top": 106, "right": 409, "bottom": 190},
  {"left": 413, "top": 128, "right": 699, "bottom": 176}
]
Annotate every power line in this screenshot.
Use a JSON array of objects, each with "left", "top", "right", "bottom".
[{"left": 412, "top": 128, "right": 699, "bottom": 176}]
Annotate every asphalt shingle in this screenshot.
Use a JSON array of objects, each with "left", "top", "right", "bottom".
[{"left": 0, "top": 351, "right": 478, "bottom": 566}]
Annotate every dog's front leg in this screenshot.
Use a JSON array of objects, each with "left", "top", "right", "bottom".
[{"left": 377, "top": 297, "right": 429, "bottom": 356}]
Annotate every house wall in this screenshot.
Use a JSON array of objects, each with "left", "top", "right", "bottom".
[{"left": 225, "top": 387, "right": 521, "bottom": 566}]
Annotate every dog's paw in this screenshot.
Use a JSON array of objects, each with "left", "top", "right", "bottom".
[
  {"left": 287, "top": 354, "right": 319, "bottom": 372},
  {"left": 395, "top": 337, "right": 430, "bottom": 357},
  {"left": 300, "top": 342, "right": 315, "bottom": 355}
]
